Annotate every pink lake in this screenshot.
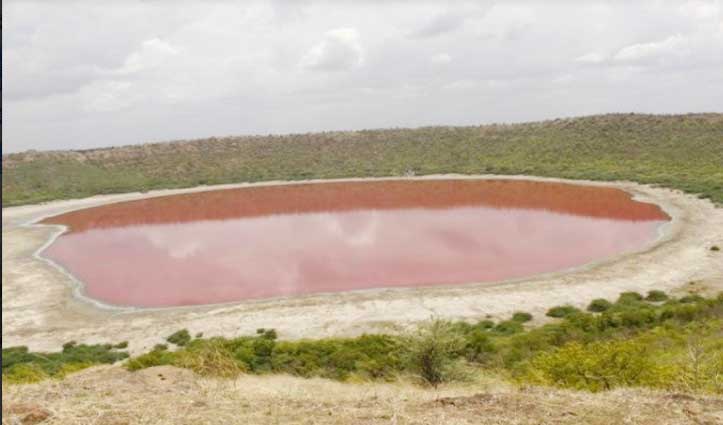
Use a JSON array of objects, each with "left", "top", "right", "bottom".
[{"left": 41, "top": 179, "right": 669, "bottom": 307}]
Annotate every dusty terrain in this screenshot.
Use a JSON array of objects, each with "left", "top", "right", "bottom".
[
  {"left": 3, "top": 364, "right": 723, "bottom": 425},
  {"left": 3, "top": 175, "right": 723, "bottom": 355}
]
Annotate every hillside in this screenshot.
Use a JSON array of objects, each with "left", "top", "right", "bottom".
[
  {"left": 3, "top": 113, "right": 722, "bottom": 206},
  {"left": 3, "top": 365, "right": 722, "bottom": 425}
]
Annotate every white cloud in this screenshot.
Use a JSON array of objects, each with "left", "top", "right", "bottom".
[
  {"left": 115, "top": 38, "right": 180, "bottom": 75},
  {"left": 613, "top": 34, "right": 687, "bottom": 62},
  {"left": 300, "top": 28, "right": 363, "bottom": 71}
]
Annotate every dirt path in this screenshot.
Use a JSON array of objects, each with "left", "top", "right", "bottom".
[{"left": 3, "top": 175, "right": 723, "bottom": 354}]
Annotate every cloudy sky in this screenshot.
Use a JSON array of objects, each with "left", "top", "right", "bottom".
[{"left": 3, "top": 0, "right": 722, "bottom": 153}]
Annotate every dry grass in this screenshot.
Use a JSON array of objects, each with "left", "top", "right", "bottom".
[{"left": 3, "top": 365, "right": 722, "bottom": 425}]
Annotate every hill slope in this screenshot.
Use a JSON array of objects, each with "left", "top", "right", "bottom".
[
  {"left": 3, "top": 365, "right": 723, "bottom": 425},
  {"left": 3, "top": 113, "right": 722, "bottom": 206}
]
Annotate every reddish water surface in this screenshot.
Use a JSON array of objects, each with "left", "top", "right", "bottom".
[{"left": 41, "top": 180, "right": 669, "bottom": 307}]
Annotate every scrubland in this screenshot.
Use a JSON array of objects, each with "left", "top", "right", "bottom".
[
  {"left": 3, "top": 290, "right": 722, "bottom": 423},
  {"left": 3, "top": 114, "right": 722, "bottom": 206}
]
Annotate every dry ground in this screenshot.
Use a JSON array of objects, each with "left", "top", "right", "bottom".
[
  {"left": 3, "top": 365, "right": 723, "bottom": 425},
  {"left": 3, "top": 176, "right": 723, "bottom": 355}
]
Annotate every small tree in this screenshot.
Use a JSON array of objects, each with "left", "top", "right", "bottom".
[{"left": 405, "top": 319, "right": 465, "bottom": 387}]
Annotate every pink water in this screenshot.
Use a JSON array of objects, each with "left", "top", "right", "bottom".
[{"left": 41, "top": 179, "right": 669, "bottom": 307}]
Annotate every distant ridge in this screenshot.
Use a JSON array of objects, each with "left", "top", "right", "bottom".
[{"left": 3, "top": 113, "right": 722, "bottom": 206}]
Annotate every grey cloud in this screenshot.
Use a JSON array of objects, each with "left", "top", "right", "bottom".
[
  {"left": 2, "top": 0, "right": 722, "bottom": 153},
  {"left": 410, "top": 13, "right": 466, "bottom": 38}
]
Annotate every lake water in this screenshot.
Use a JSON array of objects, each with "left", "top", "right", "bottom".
[{"left": 41, "top": 179, "right": 669, "bottom": 307}]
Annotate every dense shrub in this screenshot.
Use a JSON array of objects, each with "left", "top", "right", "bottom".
[
  {"left": 679, "top": 294, "right": 705, "bottom": 304},
  {"left": 2, "top": 343, "right": 129, "bottom": 383},
  {"left": 463, "top": 330, "right": 496, "bottom": 363},
  {"left": 521, "top": 339, "right": 675, "bottom": 392},
  {"left": 645, "top": 290, "right": 669, "bottom": 302},
  {"left": 546, "top": 305, "right": 581, "bottom": 318},
  {"left": 476, "top": 320, "right": 495, "bottom": 329},
  {"left": 512, "top": 312, "right": 533, "bottom": 323},
  {"left": 166, "top": 329, "right": 191, "bottom": 346},
  {"left": 587, "top": 299, "right": 613, "bottom": 312},
  {"left": 617, "top": 292, "right": 644, "bottom": 304},
  {"left": 494, "top": 320, "right": 524, "bottom": 335}
]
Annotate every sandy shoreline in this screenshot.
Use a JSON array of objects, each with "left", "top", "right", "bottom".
[{"left": 3, "top": 175, "right": 723, "bottom": 354}]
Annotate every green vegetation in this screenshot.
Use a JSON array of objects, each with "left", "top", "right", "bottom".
[
  {"left": 3, "top": 114, "right": 723, "bottom": 206},
  {"left": 1, "top": 342, "right": 129, "bottom": 384},
  {"left": 712, "top": 245, "right": 721, "bottom": 251},
  {"left": 5, "top": 292, "right": 722, "bottom": 394},
  {"left": 124, "top": 292, "right": 722, "bottom": 393},
  {"left": 587, "top": 298, "right": 613, "bottom": 312},
  {"left": 166, "top": 329, "right": 192, "bottom": 346},
  {"left": 511, "top": 312, "right": 533, "bottom": 323},
  {"left": 404, "top": 320, "right": 467, "bottom": 387},
  {"left": 546, "top": 305, "right": 581, "bottom": 318},
  {"left": 617, "top": 291, "right": 644, "bottom": 303},
  {"left": 645, "top": 290, "right": 669, "bottom": 302}
]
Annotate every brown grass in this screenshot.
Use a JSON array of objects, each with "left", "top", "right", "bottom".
[{"left": 3, "top": 365, "right": 722, "bottom": 425}]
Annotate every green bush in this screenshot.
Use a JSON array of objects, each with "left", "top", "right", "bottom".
[
  {"left": 476, "top": 320, "right": 495, "bottom": 329},
  {"left": 2, "top": 343, "right": 129, "bottom": 383},
  {"left": 521, "top": 339, "right": 675, "bottom": 392},
  {"left": 512, "top": 312, "right": 533, "bottom": 323},
  {"left": 711, "top": 245, "right": 720, "bottom": 251},
  {"left": 166, "top": 329, "right": 191, "bottom": 346},
  {"left": 546, "top": 305, "right": 581, "bottom": 318},
  {"left": 645, "top": 290, "right": 669, "bottom": 302},
  {"left": 587, "top": 299, "right": 613, "bottom": 312},
  {"left": 617, "top": 292, "right": 644, "bottom": 304},
  {"left": 463, "top": 330, "right": 496, "bottom": 363},
  {"left": 679, "top": 294, "right": 705, "bottom": 304},
  {"left": 494, "top": 320, "right": 524, "bottom": 335}
]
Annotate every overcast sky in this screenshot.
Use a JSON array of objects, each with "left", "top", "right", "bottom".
[{"left": 3, "top": 0, "right": 722, "bottom": 153}]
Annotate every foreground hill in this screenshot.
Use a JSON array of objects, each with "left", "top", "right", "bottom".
[
  {"left": 3, "top": 365, "right": 723, "bottom": 425},
  {"left": 3, "top": 113, "right": 722, "bottom": 206}
]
